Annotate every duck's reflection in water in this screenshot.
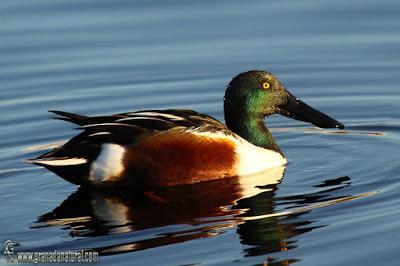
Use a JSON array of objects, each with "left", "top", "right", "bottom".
[{"left": 33, "top": 167, "right": 353, "bottom": 263}]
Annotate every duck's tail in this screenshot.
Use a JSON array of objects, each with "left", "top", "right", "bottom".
[
  {"left": 27, "top": 132, "right": 99, "bottom": 185},
  {"left": 49, "top": 110, "right": 89, "bottom": 126},
  {"left": 27, "top": 157, "right": 90, "bottom": 185}
]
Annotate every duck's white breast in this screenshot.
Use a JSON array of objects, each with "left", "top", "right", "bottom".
[{"left": 234, "top": 137, "right": 287, "bottom": 176}]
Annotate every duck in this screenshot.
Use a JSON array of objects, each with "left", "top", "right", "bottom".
[{"left": 28, "top": 70, "right": 344, "bottom": 187}]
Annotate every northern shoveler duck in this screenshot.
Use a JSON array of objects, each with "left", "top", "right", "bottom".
[{"left": 29, "top": 70, "right": 344, "bottom": 187}]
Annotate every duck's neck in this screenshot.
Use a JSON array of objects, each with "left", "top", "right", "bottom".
[{"left": 225, "top": 112, "right": 282, "bottom": 154}]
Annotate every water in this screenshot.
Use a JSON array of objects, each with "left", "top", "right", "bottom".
[{"left": 1, "top": 0, "right": 400, "bottom": 265}]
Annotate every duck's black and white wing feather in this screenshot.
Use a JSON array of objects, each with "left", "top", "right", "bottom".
[{"left": 49, "top": 109, "right": 226, "bottom": 130}]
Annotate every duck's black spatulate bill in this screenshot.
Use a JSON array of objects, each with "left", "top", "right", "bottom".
[{"left": 278, "top": 91, "right": 344, "bottom": 129}]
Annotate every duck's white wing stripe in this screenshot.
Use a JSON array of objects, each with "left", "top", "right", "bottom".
[
  {"left": 28, "top": 157, "right": 87, "bottom": 166},
  {"left": 81, "top": 123, "right": 137, "bottom": 129},
  {"left": 88, "top": 132, "right": 111, "bottom": 137},
  {"left": 127, "top": 112, "right": 185, "bottom": 121},
  {"left": 115, "top": 117, "right": 167, "bottom": 122}
]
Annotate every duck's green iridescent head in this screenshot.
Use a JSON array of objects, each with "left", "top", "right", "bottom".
[
  {"left": 224, "top": 70, "right": 344, "bottom": 150},
  {"left": 224, "top": 70, "right": 288, "bottom": 118}
]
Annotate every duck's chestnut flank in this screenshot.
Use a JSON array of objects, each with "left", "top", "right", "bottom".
[{"left": 124, "top": 130, "right": 238, "bottom": 187}]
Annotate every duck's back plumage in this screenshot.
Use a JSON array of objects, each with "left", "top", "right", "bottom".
[{"left": 30, "top": 109, "right": 286, "bottom": 187}]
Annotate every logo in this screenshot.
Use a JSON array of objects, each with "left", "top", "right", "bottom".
[{"left": 3, "top": 240, "right": 14, "bottom": 263}]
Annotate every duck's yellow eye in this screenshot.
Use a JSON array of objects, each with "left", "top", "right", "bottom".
[{"left": 262, "top": 82, "right": 271, "bottom": 90}]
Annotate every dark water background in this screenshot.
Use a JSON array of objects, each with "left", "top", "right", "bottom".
[{"left": 1, "top": 0, "right": 400, "bottom": 265}]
